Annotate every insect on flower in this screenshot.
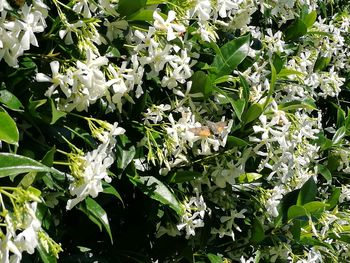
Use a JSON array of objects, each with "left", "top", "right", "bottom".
[
  {"left": 189, "top": 121, "right": 227, "bottom": 137},
  {"left": 9, "top": 0, "right": 25, "bottom": 8}
]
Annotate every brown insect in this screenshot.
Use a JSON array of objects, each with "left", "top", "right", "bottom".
[
  {"left": 189, "top": 126, "right": 212, "bottom": 137},
  {"left": 189, "top": 121, "right": 227, "bottom": 137},
  {"left": 9, "top": 0, "right": 25, "bottom": 8}
]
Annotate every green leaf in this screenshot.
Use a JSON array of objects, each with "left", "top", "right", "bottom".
[
  {"left": 130, "top": 176, "right": 183, "bottom": 215},
  {"left": 146, "top": 0, "right": 164, "bottom": 4},
  {"left": 317, "top": 164, "right": 332, "bottom": 182},
  {"left": 297, "top": 177, "right": 317, "bottom": 206},
  {"left": 0, "top": 110, "right": 19, "bottom": 145},
  {"left": 314, "top": 55, "right": 331, "bottom": 72},
  {"left": 207, "top": 253, "right": 223, "bottom": 263},
  {"left": 285, "top": 19, "right": 308, "bottom": 41},
  {"left": 213, "top": 87, "right": 245, "bottom": 121},
  {"left": 190, "top": 71, "right": 213, "bottom": 97},
  {"left": 118, "top": 0, "right": 146, "bottom": 17},
  {"left": 239, "top": 74, "right": 250, "bottom": 101},
  {"left": 315, "top": 133, "right": 333, "bottom": 151},
  {"left": 327, "top": 187, "right": 341, "bottom": 210},
  {"left": 288, "top": 205, "right": 307, "bottom": 220},
  {"left": 0, "top": 153, "right": 63, "bottom": 178},
  {"left": 212, "top": 35, "right": 250, "bottom": 77},
  {"left": 335, "top": 104, "right": 346, "bottom": 129},
  {"left": 302, "top": 10, "right": 317, "bottom": 27},
  {"left": 50, "top": 99, "right": 66, "bottom": 124},
  {"left": 250, "top": 216, "right": 265, "bottom": 243},
  {"left": 213, "top": 75, "right": 235, "bottom": 84},
  {"left": 227, "top": 136, "right": 249, "bottom": 147},
  {"left": 167, "top": 170, "right": 202, "bottom": 183},
  {"left": 303, "top": 201, "right": 327, "bottom": 214},
  {"left": 269, "top": 61, "right": 277, "bottom": 93},
  {"left": 290, "top": 220, "right": 301, "bottom": 240},
  {"left": 85, "top": 197, "right": 113, "bottom": 244},
  {"left": 0, "top": 89, "right": 24, "bottom": 111},
  {"left": 332, "top": 126, "right": 346, "bottom": 144},
  {"left": 105, "top": 46, "right": 121, "bottom": 58},
  {"left": 278, "top": 68, "right": 305, "bottom": 77},
  {"left": 37, "top": 241, "right": 57, "bottom": 263},
  {"left": 117, "top": 146, "right": 136, "bottom": 170},
  {"left": 28, "top": 96, "right": 47, "bottom": 118},
  {"left": 272, "top": 53, "right": 284, "bottom": 73},
  {"left": 102, "top": 181, "right": 124, "bottom": 205},
  {"left": 128, "top": 9, "right": 163, "bottom": 21},
  {"left": 232, "top": 99, "right": 246, "bottom": 121},
  {"left": 242, "top": 103, "right": 263, "bottom": 124},
  {"left": 238, "top": 173, "right": 262, "bottom": 183},
  {"left": 41, "top": 147, "right": 56, "bottom": 167},
  {"left": 278, "top": 99, "right": 317, "bottom": 111}
]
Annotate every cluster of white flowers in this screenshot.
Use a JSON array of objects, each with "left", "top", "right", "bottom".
[
  {"left": 66, "top": 122, "right": 125, "bottom": 210},
  {"left": 211, "top": 209, "right": 247, "bottom": 241},
  {"left": 0, "top": 202, "right": 41, "bottom": 262},
  {"left": 0, "top": 0, "right": 48, "bottom": 67},
  {"left": 250, "top": 102, "right": 321, "bottom": 217},
  {"left": 176, "top": 189, "right": 209, "bottom": 238}
]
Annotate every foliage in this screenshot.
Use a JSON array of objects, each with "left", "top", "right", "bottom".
[{"left": 1, "top": 0, "right": 350, "bottom": 262}]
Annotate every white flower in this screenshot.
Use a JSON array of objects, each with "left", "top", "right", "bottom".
[
  {"left": 153, "top": 10, "right": 185, "bottom": 41},
  {"left": 144, "top": 104, "right": 171, "bottom": 124},
  {"left": 18, "top": 4, "right": 46, "bottom": 50},
  {"left": 66, "top": 144, "right": 114, "bottom": 210}
]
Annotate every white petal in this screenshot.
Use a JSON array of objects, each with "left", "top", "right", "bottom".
[{"left": 36, "top": 73, "right": 52, "bottom": 82}]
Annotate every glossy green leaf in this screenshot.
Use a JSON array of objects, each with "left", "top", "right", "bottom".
[
  {"left": 37, "top": 241, "right": 57, "bottom": 263},
  {"left": 105, "top": 46, "right": 121, "bottom": 58},
  {"left": 0, "top": 89, "right": 24, "bottom": 111},
  {"left": 130, "top": 176, "right": 183, "bottom": 215},
  {"left": 327, "top": 188, "right": 341, "bottom": 210},
  {"left": 239, "top": 74, "right": 250, "bottom": 100},
  {"left": 213, "top": 87, "right": 245, "bottom": 121},
  {"left": 250, "top": 216, "right": 265, "bottom": 243},
  {"left": 317, "top": 164, "right": 332, "bottom": 182},
  {"left": 117, "top": 146, "right": 136, "bottom": 170},
  {"left": 269, "top": 61, "right": 277, "bottom": 93},
  {"left": 288, "top": 205, "right": 307, "bottom": 220},
  {"left": 278, "top": 68, "right": 305, "bottom": 77},
  {"left": 85, "top": 197, "right": 113, "bottom": 244},
  {"left": 28, "top": 97, "right": 47, "bottom": 118},
  {"left": 232, "top": 98, "right": 246, "bottom": 121},
  {"left": 128, "top": 9, "right": 165, "bottom": 21},
  {"left": 303, "top": 201, "right": 327, "bottom": 214},
  {"left": 227, "top": 136, "right": 249, "bottom": 147},
  {"left": 290, "top": 220, "right": 301, "bottom": 240},
  {"left": 118, "top": 0, "right": 146, "bottom": 17},
  {"left": 242, "top": 103, "right": 263, "bottom": 124},
  {"left": 0, "top": 110, "right": 19, "bottom": 145},
  {"left": 272, "top": 53, "right": 284, "bottom": 73},
  {"left": 285, "top": 19, "right": 308, "bottom": 41},
  {"left": 50, "top": 99, "right": 66, "bottom": 124},
  {"left": 0, "top": 153, "right": 63, "bottom": 178},
  {"left": 191, "top": 71, "right": 214, "bottom": 97},
  {"left": 146, "top": 0, "right": 164, "bottom": 4},
  {"left": 297, "top": 177, "right": 317, "bottom": 206},
  {"left": 238, "top": 173, "right": 262, "bottom": 183},
  {"left": 102, "top": 181, "right": 124, "bottom": 205},
  {"left": 278, "top": 99, "right": 317, "bottom": 111},
  {"left": 314, "top": 55, "right": 331, "bottom": 71},
  {"left": 213, "top": 75, "right": 235, "bottom": 84},
  {"left": 167, "top": 170, "right": 202, "bottom": 183},
  {"left": 302, "top": 10, "right": 317, "bottom": 28},
  {"left": 207, "top": 253, "right": 223, "bottom": 263},
  {"left": 332, "top": 126, "right": 346, "bottom": 144},
  {"left": 212, "top": 35, "right": 250, "bottom": 77}
]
